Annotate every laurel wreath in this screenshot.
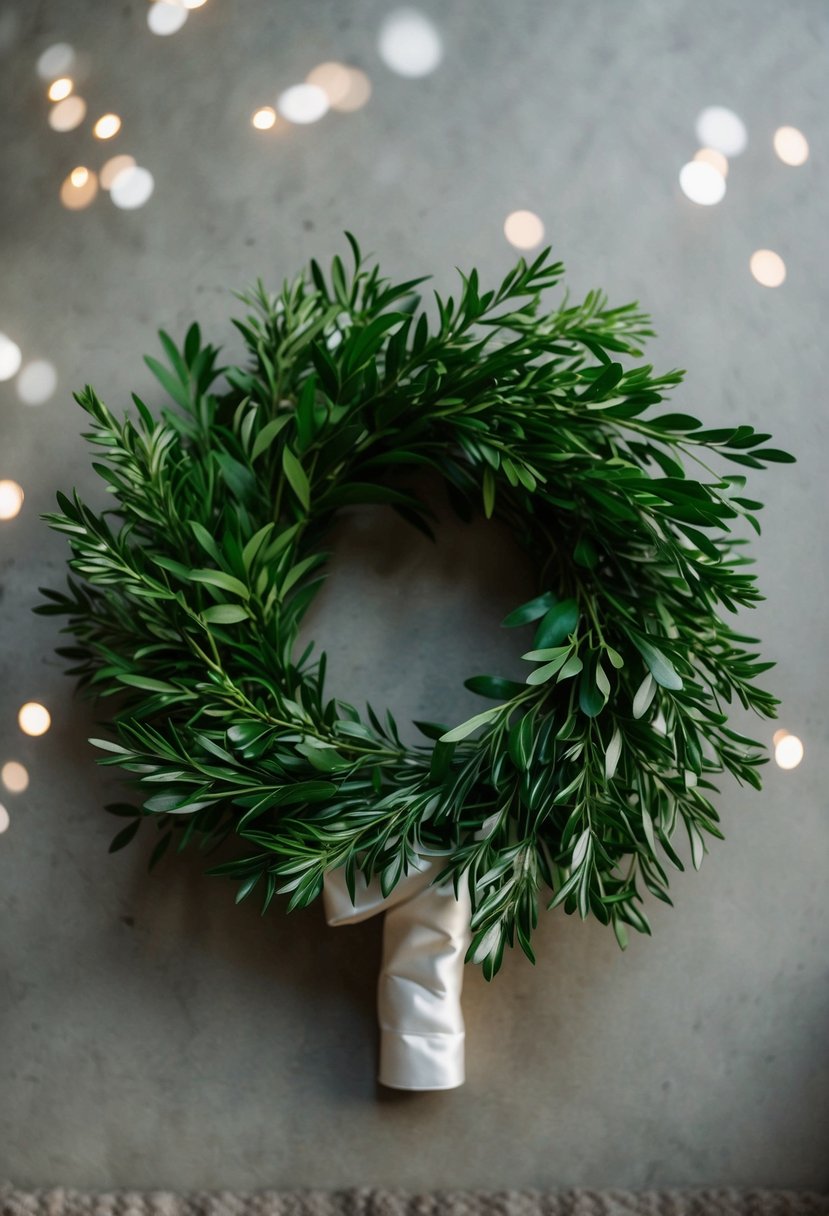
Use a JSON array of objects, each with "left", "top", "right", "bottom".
[{"left": 37, "top": 234, "right": 792, "bottom": 977}]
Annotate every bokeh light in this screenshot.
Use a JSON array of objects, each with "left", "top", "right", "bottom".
[
  {"left": 695, "top": 106, "right": 747, "bottom": 156},
  {"left": 0, "top": 333, "right": 22, "bottom": 381},
  {"left": 18, "top": 702, "right": 51, "bottom": 737},
  {"left": 772, "top": 729, "right": 789, "bottom": 746},
  {"left": 147, "top": 3, "right": 189, "bottom": 35},
  {"left": 276, "top": 83, "right": 329, "bottom": 125},
  {"left": 306, "top": 62, "right": 372, "bottom": 112},
  {"left": 750, "top": 249, "right": 786, "bottom": 287},
  {"left": 17, "top": 359, "right": 58, "bottom": 404},
  {"left": 504, "top": 210, "right": 545, "bottom": 250},
  {"left": 47, "top": 76, "right": 73, "bottom": 101},
  {"left": 1, "top": 761, "right": 29, "bottom": 793},
  {"left": 100, "top": 154, "right": 136, "bottom": 190},
  {"left": 110, "top": 165, "right": 155, "bottom": 209},
  {"left": 37, "top": 43, "right": 75, "bottom": 80},
  {"left": 0, "top": 480, "right": 24, "bottom": 521},
  {"left": 774, "top": 733, "right": 804, "bottom": 770},
  {"left": 679, "top": 160, "right": 726, "bottom": 205},
  {"left": 60, "top": 165, "right": 98, "bottom": 209},
  {"left": 378, "top": 8, "right": 443, "bottom": 77},
  {"left": 0, "top": 804, "right": 9, "bottom": 835},
  {"left": 93, "top": 113, "right": 122, "bottom": 140},
  {"left": 252, "top": 106, "right": 276, "bottom": 130},
  {"left": 693, "top": 147, "right": 729, "bottom": 177},
  {"left": 773, "top": 126, "right": 809, "bottom": 167},
  {"left": 48, "top": 95, "right": 87, "bottom": 132},
  {"left": 183, "top": 0, "right": 208, "bottom": 7}
]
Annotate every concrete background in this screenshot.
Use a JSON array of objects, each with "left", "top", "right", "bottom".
[{"left": 1, "top": 0, "right": 827, "bottom": 1194}]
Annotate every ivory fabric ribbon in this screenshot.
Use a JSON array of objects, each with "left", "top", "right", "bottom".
[{"left": 322, "top": 854, "right": 472, "bottom": 1090}]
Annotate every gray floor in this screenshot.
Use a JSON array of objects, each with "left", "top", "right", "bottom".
[{"left": 1, "top": 0, "right": 828, "bottom": 1194}]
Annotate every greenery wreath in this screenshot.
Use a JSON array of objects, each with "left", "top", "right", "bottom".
[{"left": 38, "top": 234, "right": 793, "bottom": 978}]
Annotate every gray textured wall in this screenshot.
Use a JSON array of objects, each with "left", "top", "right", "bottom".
[{"left": 1, "top": 0, "right": 827, "bottom": 1193}]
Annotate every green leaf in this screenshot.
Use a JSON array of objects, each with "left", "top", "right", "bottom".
[
  {"left": 482, "top": 466, "right": 495, "bottom": 519},
  {"left": 631, "top": 635, "right": 683, "bottom": 690},
  {"left": 464, "top": 675, "right": 525, "bottom": 699},
  {"left": 440, "top": 706, "right": 503, "bottom": 743},
  {"left": 632, "top": 673, "right": 657, "bottom": 719},
  {"left": 282, "top": 446, "right": 310, "bottom": 511},
  {"left": 117, "top": 674, "right": 180, "bottom": 693},
  {"left": 525, "top": 651, "right": 571, "bottom": 685},
  {"left": 201, "top": 604, "right": 250, "bottom": 624},
  {"left": 533, "top": 599, "right": 579, "bottom": 649},
  {"left": 604, "top": 727, "right": 622, "bottom": 780},
  {"left": 144, "top": 354, "right": 190, "bottom": 411},
  {"left": 501, "top": 591, "right": 557, "bottom": 628},
  {"left": 190, "top": 568, "right": 249, "bottom": 598},
  {"left": 251, "top": 415, "right": 290, "bottom": 461},
  {"left": 578, "top": 667, "right": 605, "bottom": 717}
]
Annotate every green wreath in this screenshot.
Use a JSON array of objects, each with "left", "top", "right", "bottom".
[{"left": 38, "top": 234, "right": 792, "bottom": 978}]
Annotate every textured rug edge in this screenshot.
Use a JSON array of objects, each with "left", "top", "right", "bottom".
[{"left": 2, "top": 1186, "right": 828, "bottom": 1216}]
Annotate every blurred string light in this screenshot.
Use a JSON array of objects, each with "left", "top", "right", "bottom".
[
  {"left": 276, "top": 83, "right": 329, "bottom": 124},
  {"left": 750, "top": 249, "right": 786, "bottom": 287},
  {"left": 306, "top": 62, "right": 372, "bottom": 112},
  {"left": 100, "top": 154, "right": 136, "bottom": 189},
  {"left": 693, "top": 146, "right": 729, "bottom": 178},
  {"left": 0, "top": 334, "right": 23, "bottom": 380},
  {"left": 48, "top": 95, "right": 87, "bottom": 132},
  {"left": 110, "top": 164, "right": 154, "bottom": 208},
  {"left": 47, "top": 76, "right": 73, "bottom": 101},
  {"left": 93, "top": 113, "right": 121, "bottom": 139},
  {"left": 773, "top": 125, "right": 809, "bottom": 167},
  {"left": 37, "top": 43, "right": 75, "bottom": 79},
  {"left": 18, "top": 702, "right": 51, "bottom": 737},
  {"left": 60, "top": 164, "right": 99, "bottom": 210},
  {"left": 504, "top": 210, "right": 545, "bottom": 250},
  {"left": 252, "top": 106, "right": 277, "bottom": 130},
  {"left": 679, "top": 159, "right": 726, "bottom": 205},
  {"left": 774, "top": 731, "right": 804, "bottom": 770},
  {"left": 0, "top": 804, "right": 9, "bottom": 835},
  {"left": 17, "top": 359, "right": 58, "bottom": 404},
  {"left": 1, "top": 761, "right": 29, "bottom": 793},
  {"left": 0, "top": 480, "right": 24, "bottom": 520},
  {"left": 378, "top": 8, "right": 443, "bottom": 77},
  {"left": 695, "top": 106, "right": 747, "bottom": 157},
  {"left": 147, "top": 2, "right": 189, "bottom": 35}
]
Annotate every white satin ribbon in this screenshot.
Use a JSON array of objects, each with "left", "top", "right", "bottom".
[{"left": 323, "top": 855, "right": 472, "bottom": 1090}]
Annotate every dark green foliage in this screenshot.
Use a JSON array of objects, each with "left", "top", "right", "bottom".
[{"left": 37, "top": 235, "right": 792, "bottom": 978}]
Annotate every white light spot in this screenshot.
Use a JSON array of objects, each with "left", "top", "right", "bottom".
[
  {"left": 750, "top": 249, "right": 786, "bottom": 287},
  {"left": 0, "top": 334, "right": 22, "bottom": 381},
  {"left": 679, "top": 160, "right": 726, "bottom": 206},
  {"left": 100, "top": 154, "right": 136, "bottom": 190},
  {"left": 252, "top": 106, "right": 276, "bottom": 130},
  {"left": 276, "top": 83, "right": 329, "bottom": 125},
  {"left": 693, "top": 146, "right": 729, "bottom": 178},
  {"left": 47, "top": 76, "right": 73, "bottom": 101},
  {"left": 0, "top": 480, "right": 24, "bottom": 520},
  {"left": 147, "top": 2, "right": 189, "bottom": 35},
  {"left": 93, "top": 112, "right": 122, "bottom": 140},
  {"left": 48, "top": 95, "right": 87, "bottom": 132},
  {"left": 774, "top": 733, "right": 803, "bottom": 770},
  {"left": 183, "top": 0, "right": 207, "bottom": 7},
  {"left": 37, "top": 43, "right": 75, "bottom": 80},
  {"left": 504, "top": 210, "right": 545, "bottom": 250},
  {"left": 17, "top": 360, "right": 57, "bottom": 404},
  {"left": 695, "top": 106, "right": 747, "bottom": 157},
  {"left": 378, "top": 8, "right": 443, "bottom": 77},
  {"left": 773, "top": 126, "right": 809, "bottom": 167},
  {"left": 0, "top": 804, "right": 9, "bottom": 834},
  {"left": 110, "top": 165, "right": 155, "bottom": 209},
  {"left": 1, "top": 761, "right": 29, "bottom": 793},
  {"left": 19, "top": 702, "right": 51, "bottom": 737},
  {"left": 772, "top": 729, "right": 789, "bottom": 746}
]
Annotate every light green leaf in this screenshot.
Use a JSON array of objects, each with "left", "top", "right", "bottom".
[
  {"left": 190, "top": 568, "right": 249, "bottom": 598},
  {"left": 201, "top": 604, "right": 250, "bottom": 624},
  {"left": 440, "top": 705, "right": 503, "bottom": 743},
  {"left": 633, "top": 673, "right": 656, "bottom": 718},
  {"left": 251, "top": 415, "right": 290, "bottom": 461},
  {"left": 631, "top": 635, "right": 683, "bottom": 690},
  {"left": 282, "top": 446, "right": 310, "bottom": 510}
]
